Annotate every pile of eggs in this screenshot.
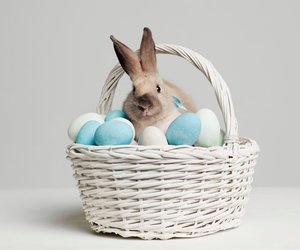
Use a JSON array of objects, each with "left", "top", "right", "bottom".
[{"left": 68, "top": 109, "right": 224, "bottom": 147}]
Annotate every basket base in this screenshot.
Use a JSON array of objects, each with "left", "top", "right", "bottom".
[
  {"left": 88, "top": 218, "right": 241, "bottom": 240},
  {"left": 67, "top": 138, "right": 258, "bottom": 240}
]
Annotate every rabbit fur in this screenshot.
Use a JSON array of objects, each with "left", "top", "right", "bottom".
[{"left": 110, "top": 27, "right": 196, "bottom": 139}]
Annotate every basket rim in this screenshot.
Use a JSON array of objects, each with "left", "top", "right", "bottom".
[{"left": 67, "top": 137, "right": 259, "bottom": 153}]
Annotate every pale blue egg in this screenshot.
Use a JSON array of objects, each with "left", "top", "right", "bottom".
[
  {"left": 112, "top": 118, "right": 135, "bottom": 141},
  {"left": 104, "top": 110, "right": 128, "bottom": 122},
  {"left": 75, "top": 120, "right": 101, "bottom": 145},
  {"left": 166, "top": 112, "right": 201, "bottom": 146},
  {"left": 94, "top": 120, "right": 134, "bottom": 146}
]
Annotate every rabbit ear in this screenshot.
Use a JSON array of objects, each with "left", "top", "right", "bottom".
[
  {"left": 110, "top": 35, "right": 142, "bottom": 78},
  {"left": 139, "top": 27, "right": 157, "bottom": 73}
]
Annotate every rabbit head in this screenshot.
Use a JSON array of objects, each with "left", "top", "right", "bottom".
[{"left": 110, "top": 28, "right": 176, "bottom": 124}]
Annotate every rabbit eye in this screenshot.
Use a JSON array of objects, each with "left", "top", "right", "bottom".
[
  {"left": 133, "top": 86, "right": 136, "bottom": 92},
  {"left": 156, "top": 85, "right": 161, "bottom": 93}
]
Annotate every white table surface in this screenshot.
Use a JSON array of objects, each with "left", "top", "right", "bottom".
[{"left": 0, "top": 187, "right": 299, "bottom": 250}]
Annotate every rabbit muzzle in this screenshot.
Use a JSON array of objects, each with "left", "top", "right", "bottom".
[{"left": 135, "top": 94, "right": 153, "bottom": 116}]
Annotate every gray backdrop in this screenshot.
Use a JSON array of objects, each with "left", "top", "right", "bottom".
[{"left": 1, "top": 0, "right": 299, "bottom": 188}]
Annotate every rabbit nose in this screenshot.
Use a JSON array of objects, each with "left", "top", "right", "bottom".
[{"left": 137, "top": 94, "right": 152, "bottom": 109}]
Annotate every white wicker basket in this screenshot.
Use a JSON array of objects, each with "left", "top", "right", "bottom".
[{"left": 66, "top": 44, "right": 259, "bottom": 240}]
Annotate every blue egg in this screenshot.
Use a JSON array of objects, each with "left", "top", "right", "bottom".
[
  {"left": 104, "top": 110, "right": 128, "bottom": 122},
  {"left": 76, "top": 120, "right": 101, "bottom": 145},
  {"left": 94, "top": 120, "right": 134, "bottom": 146},
  {"left": 166, "top": 112, "right": 201, "bottom": 146}
]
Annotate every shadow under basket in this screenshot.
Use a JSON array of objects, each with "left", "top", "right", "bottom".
[{"left": 66, "top": 44, "right": 259, "bottom": 240}]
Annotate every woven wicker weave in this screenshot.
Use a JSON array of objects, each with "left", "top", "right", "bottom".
[{"left": 66, "top": 44, "right": 259, "bottom": 240}]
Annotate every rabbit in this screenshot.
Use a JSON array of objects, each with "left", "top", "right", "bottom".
[{"left": 110, "top": 27, "right": 196, "bottom": 139}]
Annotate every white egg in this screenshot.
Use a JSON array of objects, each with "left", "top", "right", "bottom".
[
  {"left": 218, "top": 129, "right": 225, "bottom": 146},
  {"left": 195, "top": 108, "right": 221, "bottom": 147},
  {"left": 138, "top": 126, "right": 168, "bottom": 146},
  {"left": 112, "top": 118, "right": 135, "bottom": 141},
  {"left": 68, "top": 113, "right": 105, "bottom": 142}
]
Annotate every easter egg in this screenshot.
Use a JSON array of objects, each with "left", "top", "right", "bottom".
[
  {"left": 94, "top": 120, "right": 134, "bottom": 146},
  {"left": 218, "top": 129, "right": 225, "bottom": 146},
  {"left": 166, "top": 112, "right": 201, "bottom": 146},
  {"left": 68, "top": 113, "right": 104, "bottom": 142},
  {"left": 112, "top": 118, "right": 135, "bottom": 141},
  {"left": 138, "top": 126, "right": 168, "bottom": 146},
  {"left": 75, "top": 120, "right": 101, "bottom": 145},
  {"left": 104, "top": 110, "right": 128, "bottom": 122},
  {"left": 195, "top": 109, "right": 221, "bottom": 147}
]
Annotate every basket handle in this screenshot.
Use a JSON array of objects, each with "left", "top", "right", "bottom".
[{"left": 97, "top": 44, "right": 239, "bottom": 144}]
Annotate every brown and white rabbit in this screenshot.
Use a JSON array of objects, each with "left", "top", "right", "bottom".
[{"left": 110, "top": 27, "right": 196, "bottom": 139}]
